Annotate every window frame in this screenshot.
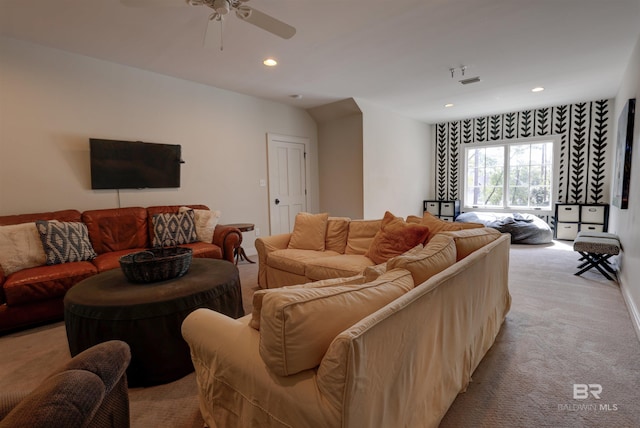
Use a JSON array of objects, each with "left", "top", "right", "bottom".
[{"left": 459, "top": 136, "right": 560, "bottom": 215}]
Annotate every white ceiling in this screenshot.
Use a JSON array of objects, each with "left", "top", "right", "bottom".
[{"left": 1, "top": 0, "right": 640, "bottom": 124}]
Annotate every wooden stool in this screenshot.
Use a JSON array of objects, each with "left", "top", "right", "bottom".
[{"left": 573, "top": 232, "right": 620, "bottom": 281}]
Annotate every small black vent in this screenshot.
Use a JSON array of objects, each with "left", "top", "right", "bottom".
[{"left": 459, "top": 76, "right": 481, "bottom": 85}]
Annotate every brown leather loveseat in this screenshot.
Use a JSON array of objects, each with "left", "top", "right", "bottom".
[{"left": 0, "top": 204, "right": 241, "bottom": 334}]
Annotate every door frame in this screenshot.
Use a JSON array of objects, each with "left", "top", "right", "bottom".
[{"left": 266, "top": 133, "right": 311, "bottom": 235}]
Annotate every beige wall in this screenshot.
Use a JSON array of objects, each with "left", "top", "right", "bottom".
[
  {"left": 317, "top": 113, "right": 364, "bottom": 218},
  {"left": 358, "top": 99, "right": 432, "bottom": 219},
  {"left": 610, "top": 34, "right": 640, "bottom": 340},
  {"left": 0, "top": 37, "right": 319, "bottom": 255},
  {"left": 313, "top": 98, "right": 432, "bottom": 221}
]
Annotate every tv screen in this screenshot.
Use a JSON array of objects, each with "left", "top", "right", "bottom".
[{"left": 90, "top": 139, "right": 182, "bottom": 189}]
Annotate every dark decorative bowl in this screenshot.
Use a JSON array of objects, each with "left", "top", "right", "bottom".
[{"left": 119, "top": 247, "right": 193, "bottom": 284}]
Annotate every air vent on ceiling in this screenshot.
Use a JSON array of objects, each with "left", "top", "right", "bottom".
[{"left": 459, "top": 76, "right": 481, "bottom": 85}]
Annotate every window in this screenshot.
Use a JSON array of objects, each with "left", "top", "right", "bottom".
[{"left": 463, "top": 139, "right": 555, "bottom": 211}]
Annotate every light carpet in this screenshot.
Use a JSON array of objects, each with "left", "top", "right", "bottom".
[{"left": 1, "top": 241, "right": 638, "bottom": 427}]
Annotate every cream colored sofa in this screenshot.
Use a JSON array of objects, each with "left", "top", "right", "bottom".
[
  {"left": 255, "top": 211, "right": 483, "bottom": 289},
  {"left": 255, "top": 216, "right": 379, "bottom": 288},
  {"left": 182, "top": 226, "right": 511, "bottom": 428}
]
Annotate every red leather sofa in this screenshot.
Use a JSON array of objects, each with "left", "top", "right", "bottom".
[{"left": 0, "top": 204, "right": 242, "bottom": 334}]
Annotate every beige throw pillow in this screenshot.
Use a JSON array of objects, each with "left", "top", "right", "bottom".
[
  {"left": 179, "top": 207, "right": 220, "bottom": 243},
  {"left": 259, "top": 268, "right": 414, "bottom": 376},
  {"left": 287, "top": 212, "right": 329, "bottom": 251},
  {"left": 387, "top": 234, "right": 457, "bottom": 285},
  {"left": 249, "top": 274, "right": 366, "bottom": 330},
  {"left": 0, "top": 223, "right": 47, "bottom": 276}
]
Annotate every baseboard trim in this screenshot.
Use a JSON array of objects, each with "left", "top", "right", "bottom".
[{"left": 620, "top": 277, "right": 640, "bottom": 344}]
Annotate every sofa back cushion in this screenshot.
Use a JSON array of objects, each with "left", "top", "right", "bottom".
[
  {"left": 325, "top": 217, "right": 350, "bottom": 253},
  {"left": 287, "top": 212, "right": 329, "bottom": 251},
  {"left": 249, "top": 274, "right": 366, "bottom": 330},
  {"left": 345, "top": 219, "right": 382, "bottom": 255},
  {"left": 0, "top": 210, "right": 82, "bottom": 226},
  {"left": 439, "top": 227, "right": 502, "bottom": 260},
  {"left": 259, "top": 268, "right": 414, "bottom": 376},
  {"left": 364, "top": 211, "right": 430, "bottom": 264},
  {"left": 387, "top": 234, "right": 457, "bottom": 285},
  {"left": 82, "top": 207, "right": 149, "bottom": 254},
  {"left": 416, "top": 212, "right": 484, "bottom": 242}
]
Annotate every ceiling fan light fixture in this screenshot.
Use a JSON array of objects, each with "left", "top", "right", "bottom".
[
  {"left": 212, "top": 0, "right": 229, "bottom": 15},
  {"left": 263, "top": 58, "right": 277, "bottom": 67}
]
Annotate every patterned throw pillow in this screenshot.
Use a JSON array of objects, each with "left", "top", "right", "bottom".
[
  {"left": 35, "top": 221, "right": 97, "bottom": 265},
  {"left": 152, "top": 210, "right": 197, "bottom": 247}
]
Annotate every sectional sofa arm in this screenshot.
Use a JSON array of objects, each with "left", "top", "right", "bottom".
[
  {"left": 213, "top": 225, "right": 242, "bottom": 264},
  {"left": 255, "top": 233, "right": 291, "bottom": 288},
  {"left": 182, "top": 309, "right": 250, "bottom": 358},
  {"left": 181, "top": 309, "right": 329, "bottom": 427}
]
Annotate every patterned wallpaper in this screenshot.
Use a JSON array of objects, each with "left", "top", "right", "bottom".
[{"left": 434, "top": 99, "right": 612, "bottom": 205}]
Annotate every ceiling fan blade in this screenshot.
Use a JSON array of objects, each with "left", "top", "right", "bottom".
[
  {"left": 236, "top": 7, "right": 296, "bottom": 39},
  {"left": 120, "top": 0, "right": 186, "bottom": 7}
]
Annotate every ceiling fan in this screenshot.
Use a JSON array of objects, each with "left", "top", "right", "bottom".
[{"left": 121, "top": 0, "right": 296, "bottom": 43}]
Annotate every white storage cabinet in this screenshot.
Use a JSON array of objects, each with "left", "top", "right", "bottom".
[{"left": 554, "top": 203, "right": 608, "bottom": 240}]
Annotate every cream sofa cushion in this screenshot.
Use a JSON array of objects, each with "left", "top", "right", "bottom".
[
  {"left": 345, "top": 219, "right": 382, "bottom": 255},
  {"left": 249, "top": 274, "right": 366, "bottom": 330},
  {"left": 387, "top": 234, "right": 457, "bottom": 285},
  {"left": 267, "top": 249, "right": 340, "bottom": 276},
  {"left": 305, "top": 254, "right": 375, "bottom": 281},
  {"left": 288, "top": 212, "right": 329, "bottom": 251},
  {"left": 0, "top": 223, "right": 47, "bottom": 276},
  {"left": 439, "top": 227, "right": 502, "bottom": 260},
  {"left": 325, "top": 217, "right": 350, "bottom": 253},
  {"left": 259, "top": 268, "right": 414, "bottom": 376}
]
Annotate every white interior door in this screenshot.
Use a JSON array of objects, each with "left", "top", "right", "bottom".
[{"left": 267, "top": 134, "right": 308, "bottom": 235}]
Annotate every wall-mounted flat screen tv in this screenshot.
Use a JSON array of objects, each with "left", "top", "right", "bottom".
[{"left": 90, "top": 138, "right": 182, "bottom": 189}]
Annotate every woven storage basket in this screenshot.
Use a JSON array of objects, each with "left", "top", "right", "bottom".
[{"left": 119, "top": 247, "right": 193, "bottom": 283}]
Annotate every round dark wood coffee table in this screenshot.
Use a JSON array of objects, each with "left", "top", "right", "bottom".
[{"left": 64, "top": 258, "right": 244, "bottom": 387}]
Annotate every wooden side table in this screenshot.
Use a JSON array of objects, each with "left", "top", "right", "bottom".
[{"left": 222, "top": 223, "right": 256, "bottom": 265}]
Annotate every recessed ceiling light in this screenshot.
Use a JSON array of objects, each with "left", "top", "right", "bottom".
[
  {"left": 263, "top": 58, "right": 277, "bottom": 67},
  {"left": 445, "top": 103, "right": 454, "bottom": 108},
  {"left": 532, "top": 87, "right": 545, "bottom": 92}
]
